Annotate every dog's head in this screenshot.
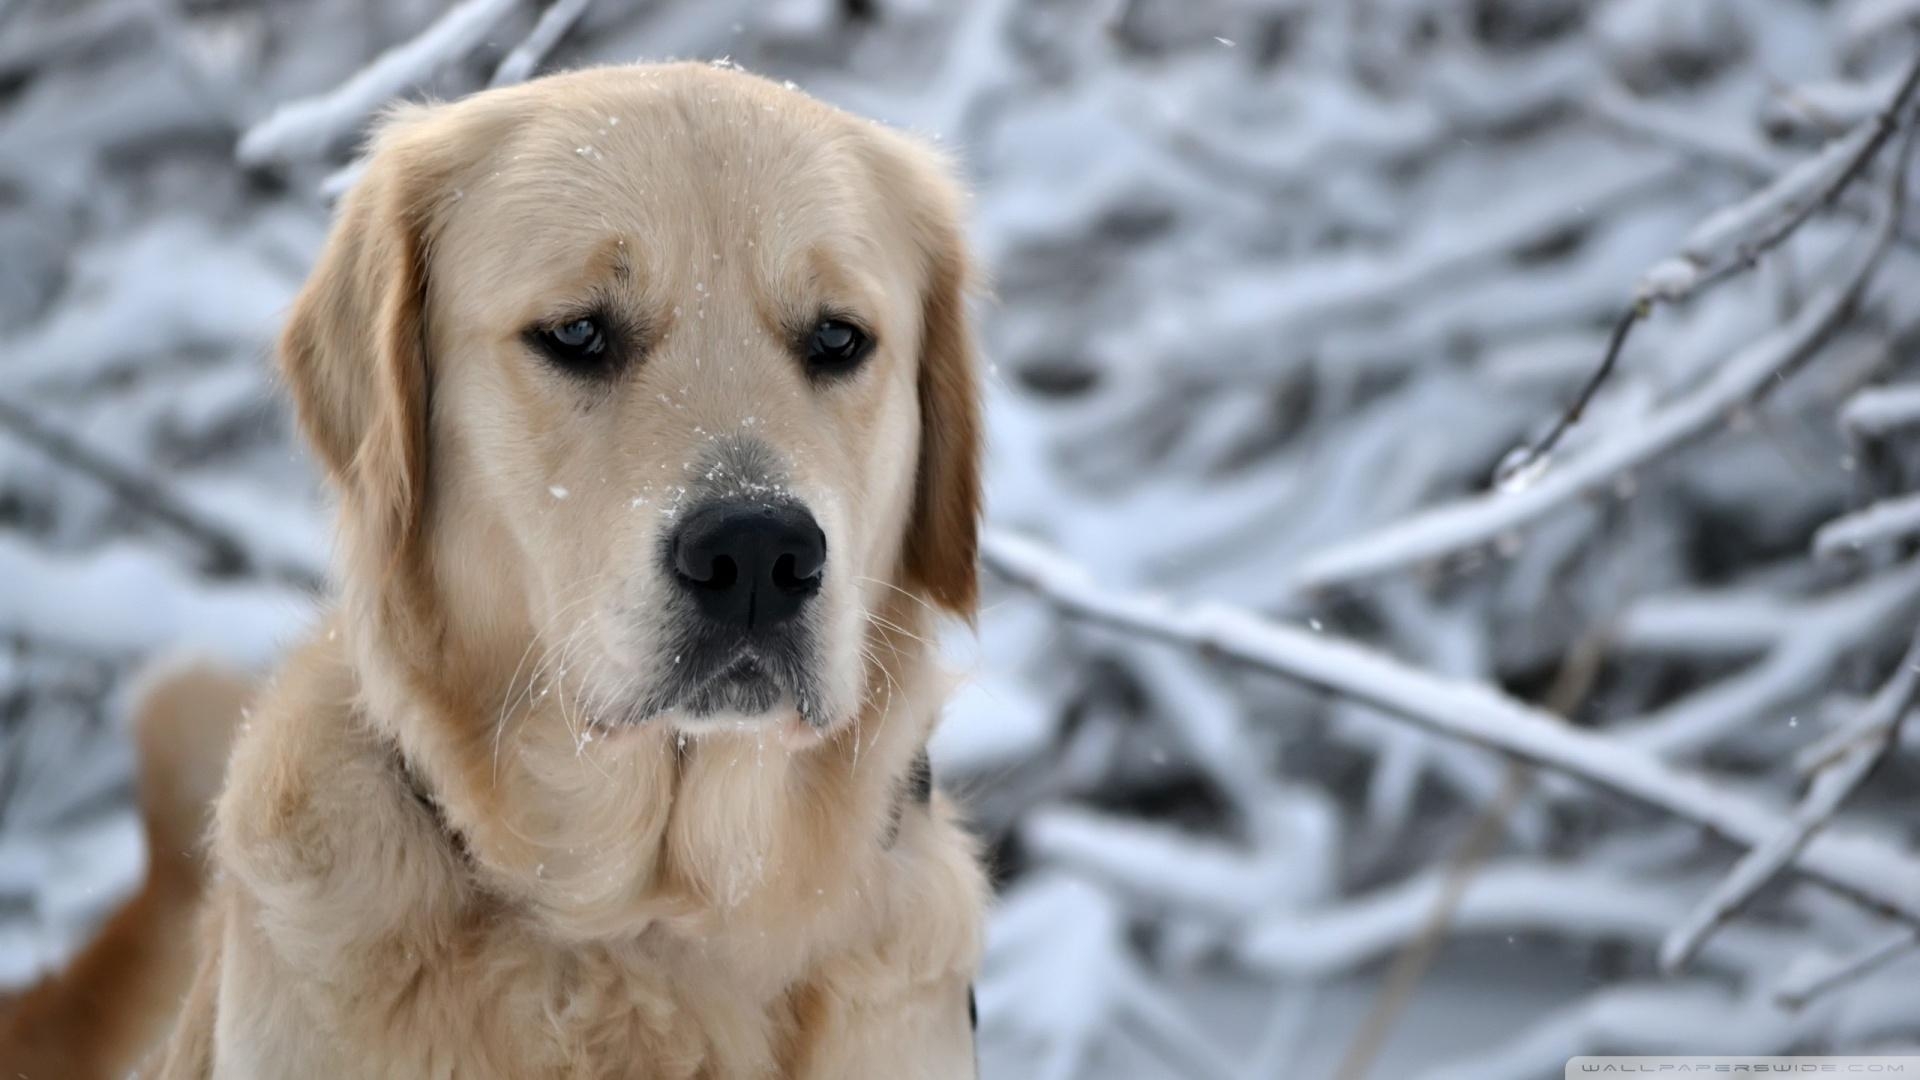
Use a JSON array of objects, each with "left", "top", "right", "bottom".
[{"left": 282, "top": 65, "right": 980, "bottom": 755}]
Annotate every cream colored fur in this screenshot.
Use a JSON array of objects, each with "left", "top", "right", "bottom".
[{"left": 24, "top": 61, "right": 991, "bottom": 1080}]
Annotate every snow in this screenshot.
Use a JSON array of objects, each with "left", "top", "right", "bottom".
[
  {"left": 0, "top": 536, "right": 312, "bottom": 666},
  {"left": 1671, "top": 121, "right": 1880, "bottom": 292},
  {"left": 927, "top": 669, "right": 1053, "bottom": 775},
  {"left": 9, "top": 0, "right": 1920, "bottom": 1073}
]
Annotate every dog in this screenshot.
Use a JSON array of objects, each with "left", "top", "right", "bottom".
[{"left": 0, "top": 61, "right": 988, "bottom": 1078}]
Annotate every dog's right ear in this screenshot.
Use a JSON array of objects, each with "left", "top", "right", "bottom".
[{"left": 279, "top": 105, "right": 451, "bottom": 567}]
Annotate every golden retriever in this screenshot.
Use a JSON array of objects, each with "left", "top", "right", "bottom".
[{"left": 0, "top": 61, "right": 987, "bottom": 1079}]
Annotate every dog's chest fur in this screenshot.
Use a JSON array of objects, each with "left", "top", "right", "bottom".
[
  {"left": 218, "top": 901, "right": 800, "bottom": 1078},
  {"left": 204, "top": 636, "right": 983, "bottom": 1079}
]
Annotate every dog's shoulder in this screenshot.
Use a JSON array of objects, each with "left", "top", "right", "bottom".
[{"left": 213, "top": 621, "right": 466, "bottom": 937}]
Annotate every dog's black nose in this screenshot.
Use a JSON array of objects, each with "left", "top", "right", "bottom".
[{"left": 670, "top": 501, "right": 826, "bottom": 631}]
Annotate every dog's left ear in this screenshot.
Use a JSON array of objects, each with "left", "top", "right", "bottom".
[{"left": 865, "top": 129, "right": 985, "bottom": 620}]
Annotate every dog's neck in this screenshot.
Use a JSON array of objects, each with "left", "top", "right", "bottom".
[
  {"left": 384, "top": 733, "right": 936, "bottom": 883},
  {"left": 337, "top": 577, "right": 949, "bottom": 953}
]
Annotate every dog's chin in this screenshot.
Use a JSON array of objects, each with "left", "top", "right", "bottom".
[
  {"left": 659, "top": 692, "right": 840, "bottom": 750},
  {"left": 607, "top": 650, "right": 838, "bottom": 741}
]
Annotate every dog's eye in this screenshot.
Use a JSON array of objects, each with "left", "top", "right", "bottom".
[
  {"left": 804, "top": 318, "right": 873, "bottom": 376},
  {"left": 529, "top": 316, "right": 612, "bottom": 373}
]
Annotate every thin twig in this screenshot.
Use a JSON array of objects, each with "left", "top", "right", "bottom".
[
  {"left": 1293, "top": 122, "right": 1911, "bottom": 592},
  {"left": 1841, "top": 383, "right": 1920, "bottom": 435},
  {"left": 1491, "top": 304, "right": 1644, "bottom": 489},
  {"left": 1331, "top": 764, "right": 1526, "bottom": 1079},
  {"left": 1330, "top": 621, "right": 1612, "bottom": 1080},
  {"left": 1494, "top": 48, "right": 1920, "bottom": 490}
]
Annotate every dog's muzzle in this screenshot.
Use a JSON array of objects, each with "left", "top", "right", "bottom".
[{"left": 644, "top": 496, "right": 826, "bottom": 720}]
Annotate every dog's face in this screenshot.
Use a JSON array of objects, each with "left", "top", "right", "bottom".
[{"left": 280, "top": 65, "right": 980, "bottom": 747}]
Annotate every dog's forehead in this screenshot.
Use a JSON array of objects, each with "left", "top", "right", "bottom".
[{"left": 441, "top": 67, "right": 883, "bottom": 296}]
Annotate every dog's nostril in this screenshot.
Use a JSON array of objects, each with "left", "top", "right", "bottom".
[
  {"left": 666, "top": 500, "right": 827, "bottom": 631},
  {"left": 771, "top": 553, "right": 822, "bottom": 594}
]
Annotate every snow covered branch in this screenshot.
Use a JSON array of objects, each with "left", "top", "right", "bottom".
[
  {"left": 1291, "top": 114, "right": 1912, "bottom": 592},
  {"left": 1659, "top": 630, "right": 1920, "bottom": 974},
  {"left": 1772, "top": 929, "right": 1920, "bottom": 1009},
  {"left": 1490, "top": 48, "right": 1920, "bottom": 496},
  {"left": 983, "top": 530, "right": 1920, "bottom": 930},
  {"left": 490, "top": 0, "right": 596, "bottom": 89},
  {"left": 1814, "top": 492, "right": 1920, "bottom": 556},
  {"left": 16, "top": 0, "right": 1920, "bottom": 1066},
  {"left": 236, "top": 0, "right": 522, "bottom": 166},
  {"left": 1841, "top": 382, "right": 1920, "bottom": 435},
  {"left": 0, "top": 394, "right": 322, "bottom": 590}
]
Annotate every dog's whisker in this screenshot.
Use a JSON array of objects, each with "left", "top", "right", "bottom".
[
  {"left": 862, "top": 610, "right": 932, "bottom": 650},
  {"left": 852, "top": 575, "right": 943, "bottom": 622},
  {"left": 494, "top": 587, "right": 600, "bottom": 789}
]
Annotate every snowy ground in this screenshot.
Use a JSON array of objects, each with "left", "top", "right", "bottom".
[{"left": 8, "top": 1, "right": 1920, "bottom": 1076}]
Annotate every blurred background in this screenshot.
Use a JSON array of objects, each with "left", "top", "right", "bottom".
[{"left": 6, "top": 0, "right": 1920, "bottom": 1076}]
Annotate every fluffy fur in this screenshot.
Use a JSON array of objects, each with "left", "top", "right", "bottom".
[{"left": 2, "top": 63, "right": 987, "bottom": 1080}]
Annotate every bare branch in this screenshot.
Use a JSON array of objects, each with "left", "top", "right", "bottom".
[
  {"left": 1332, "top": 624, "right": 1609, "bottom": 1079},
  {"left": 1491, "top": 48, "right": 1920, "bottom": 492}
]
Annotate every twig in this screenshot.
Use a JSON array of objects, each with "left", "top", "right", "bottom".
[
  {"left": 1773, "top": 929, "right": 1920, "bottom": 1009},
  {"left": 1330, "top": 623, "right": 1611, "bottom": 1080},
  {"left": 1798, "top": 636, "right": 1920, "bottom": 775},
  {"left": 236, "top": 0, "right": 522, "bottom": 166},
  {"left": 1492, "top": 49, "right": 1920, "bottom": 492},
  {"left": 1332, "top": 766, "right": 1525, "bottom": 1079},
  {"left": 1291, "top": 119, "right": 1908, "bottom": 592},
  {"left": 1659, "top": 630, "right": 1920, "bottom": 974},
  {"left": 983, "top": 529, "right": 1920, "bottom": 930},
  {"left": 0, "top": 394, "right": 322, "bottom": 590},
  {"left": 1489, "top": 305, "right": 1643, "bottom": 493}
]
